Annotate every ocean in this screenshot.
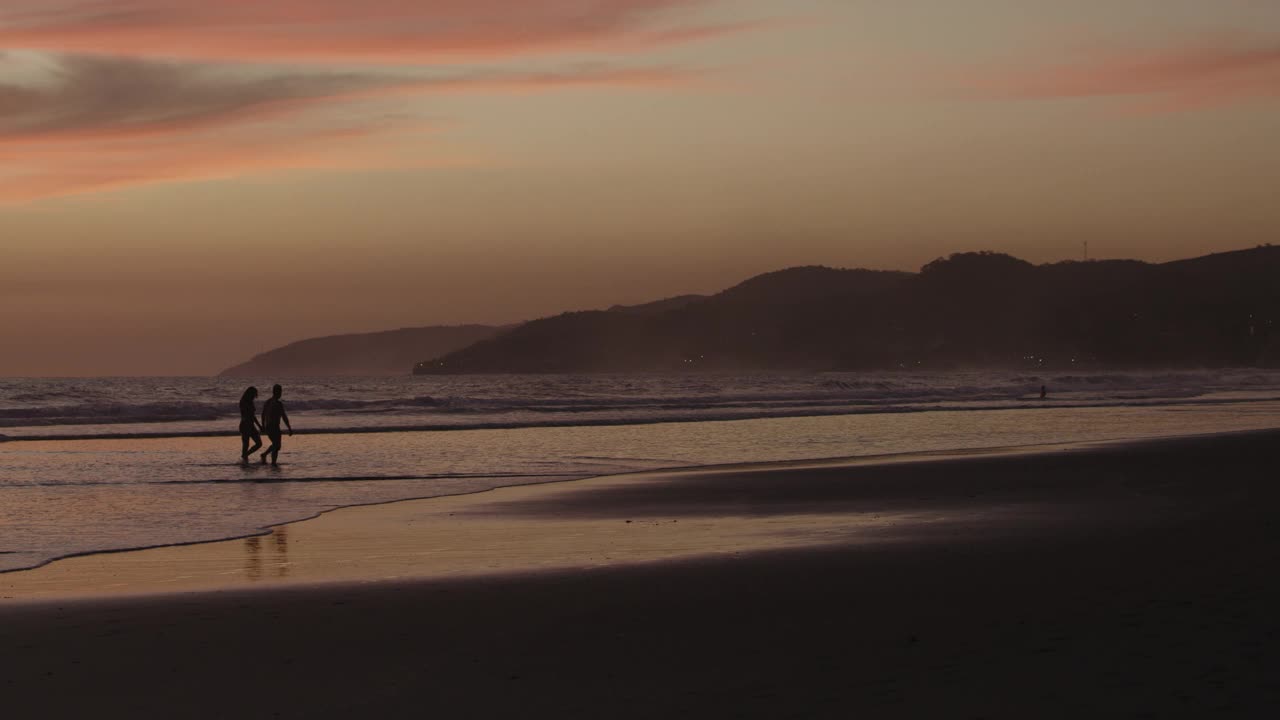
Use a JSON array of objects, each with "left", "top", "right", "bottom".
[{"left": 2, "top": 370, "right": 1279, "bottom": 573}]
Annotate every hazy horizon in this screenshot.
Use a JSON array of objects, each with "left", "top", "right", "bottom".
[
  {"left": 5, "top": 242, "right": 1273, "bottom": 378},
  {"left": 3, "top": 1, "right": 1279, "bottom": 376}
]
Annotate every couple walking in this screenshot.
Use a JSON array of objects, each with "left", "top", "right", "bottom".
[{"left": 239, "top": 384, "right": 293, "bottom": 465}]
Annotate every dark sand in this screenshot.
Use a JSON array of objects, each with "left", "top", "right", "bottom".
[{"left": 3, "top": 431, "right": 1279, "bottom": 718}]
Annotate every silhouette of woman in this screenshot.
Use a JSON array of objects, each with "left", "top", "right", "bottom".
[{"left": 239, "top": 386, "right": 264, "bottom": 462}]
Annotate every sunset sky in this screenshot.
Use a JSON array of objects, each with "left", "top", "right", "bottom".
[{"left": 2, "top": 0, "right": 1279, "bottom": 375}]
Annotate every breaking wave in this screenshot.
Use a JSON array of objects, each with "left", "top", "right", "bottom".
[{"left": 2, "top": 369, "right": 1279, "bottom": 438}]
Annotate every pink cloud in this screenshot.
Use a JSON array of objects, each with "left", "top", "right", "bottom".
[
  {"left": 0, "top": 126, "right": 414, "bottom": 202},
  {"left": 0, "top": 55, "right": 423, "bottom": 142},
  {"left": 0, "top": 55, "right": 695, "bottom": 201},
  {"left": 1, "top": 55, "right": 695, "bottom": 142},
  {"left": 0, "top": 0, "right": 742, "bottom": 63},
  {"left": 967, "top": 40, "right": 1280, "bottom": 112},
  {"left": 0, "top": 1, "right": 761, "bottom": 200}
]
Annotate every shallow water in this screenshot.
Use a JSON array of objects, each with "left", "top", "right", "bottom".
[{"left": 3, "top": 380, "right": 1279, "bottom": 573}]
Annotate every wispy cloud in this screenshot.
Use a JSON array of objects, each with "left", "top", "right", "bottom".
[
  {"left": 0, "top": 0, "right": 757, "bottom": 201},
  {"left": 0, "top": 54, "right": 424, "bottom": 141},
  {"left": 0, "top": 0, "right": 742, "bottom": 63},
  {"left": 0, "top": 54, "right": 694, "bottom": 141},
  {"left": 0, "top": 54, "right": 697, "bottom": 201},
  {"left": 965, "top": 38, "right": 1280, "bottom": 113},
  {"left": 0, "top": 124, "right": 423, "bottom": 203}
]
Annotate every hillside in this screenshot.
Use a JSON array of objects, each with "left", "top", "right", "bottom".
[
  {"left": 221, "top": 325, "right": 503, "bottom": 377},
  {"left": 415, "top": 247, "right": 1280, "bottom": 373},
  {"left": 607, "top": 295, "right": 707, "bottom": 315},
  {"left": 415, "top": 267, "right": 914, "bottom": 373}
]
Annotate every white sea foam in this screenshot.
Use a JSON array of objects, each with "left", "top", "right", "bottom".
[{"left": 2, "top": 370, "right": 1278, "bottom": 438}]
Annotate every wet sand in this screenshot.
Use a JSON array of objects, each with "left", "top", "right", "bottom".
[{"left": 2, "top": 431, "right": 1279, "bottom": 718}]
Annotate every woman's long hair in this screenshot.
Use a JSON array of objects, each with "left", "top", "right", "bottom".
[{"left": 240, "top": 386, "right": 259, "bottom": 404}]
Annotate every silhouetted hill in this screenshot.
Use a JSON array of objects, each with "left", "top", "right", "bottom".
[
  {"left": 221, "top": 325, "right": 503, "bottom": 377},
  {"left": 714, "top": 266, "right": 908, "bottom": 305},
  {"left": 415, "top": 246, "right": 1280, "bottom": 373},
  {"left": 415, "top": 266, "right": 912, "bottom": 373},
  {"left": 607, "top": 295, "right": 707, "bottom": 315}
]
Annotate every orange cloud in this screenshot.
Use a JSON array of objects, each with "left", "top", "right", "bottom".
[
  {"left": 0, "top": 1, "right": 758, "bottom": 200},
  {"left": 1, "top": 55, "right": 694, "bottom": 141},
  {"left": 0, "top": 125, "right": 418, "bottom": 203},
  {"left": 967, "top": 40, "right": 1280, "bottom": 112},
  {"left": 0, "top": 55, "right": 695, "bottom": 201},
  {"left": 0, "top": 0, "right": 740, "bottom": 63},
  {"left": 0, "top": 55, "right": 428, "bottom": 142}
]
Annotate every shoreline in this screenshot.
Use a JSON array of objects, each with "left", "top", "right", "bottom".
[
  {"left": 3, "top": 427, "right": 1275, "bottom": 599},
  {"left": 2, "top": 427, "right": 1278, "bottom": 717},
  {"left": 0, "top": 430, "right": 1082, "bottom": 577},
  {"left": 0, "top": 428, "right": 1241, "bottom": 582}
]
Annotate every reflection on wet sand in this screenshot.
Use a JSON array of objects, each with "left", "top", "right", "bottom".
[
  {"left": 244, "top": 537, "right": 261, "bottom": 581},
  {"left": 275, "top": 527, "right": 290, "bottom": 578},
  {"left": 243, "top": 527, "right": 289, "bottom": 581}
]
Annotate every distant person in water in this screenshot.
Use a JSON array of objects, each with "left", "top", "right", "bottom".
[
  {"left": 1040, "top": 385, "right": 1048, "bottom": 400},
  {"left": 260, "top": 384, "right": 293, "bottom": 466},
  {"left": 238, "top": 386, "right": 263, "bottom": 462}
]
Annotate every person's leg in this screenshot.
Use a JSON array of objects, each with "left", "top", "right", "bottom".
[
  {"left": 262, "top": 433, "right": 281, "bottom": 464},
  {"left": 247, "top": 430, "right": 262, "bottom": 457}
]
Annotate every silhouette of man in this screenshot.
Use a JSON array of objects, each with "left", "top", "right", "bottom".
[
  {"left": 260, "top": 384, "right": 293, "bottom": 466},
  {"left": 1040, "top": 385, "right": 1048, "bottom": 400}
]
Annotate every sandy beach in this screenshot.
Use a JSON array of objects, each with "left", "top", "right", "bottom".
[{"left": 3, "top": 431, "right": 1278, "bottom": 718}]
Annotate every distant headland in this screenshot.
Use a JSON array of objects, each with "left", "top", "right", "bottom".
[
  {"left": 416, "top": 245, "right": 1280, "bottom": 374},
  {"left": 220, "top": 325, "right": 503, "bottom": 377},
  {"left": 220, "top": 246, "right": 1280, "bottom": 376}
]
